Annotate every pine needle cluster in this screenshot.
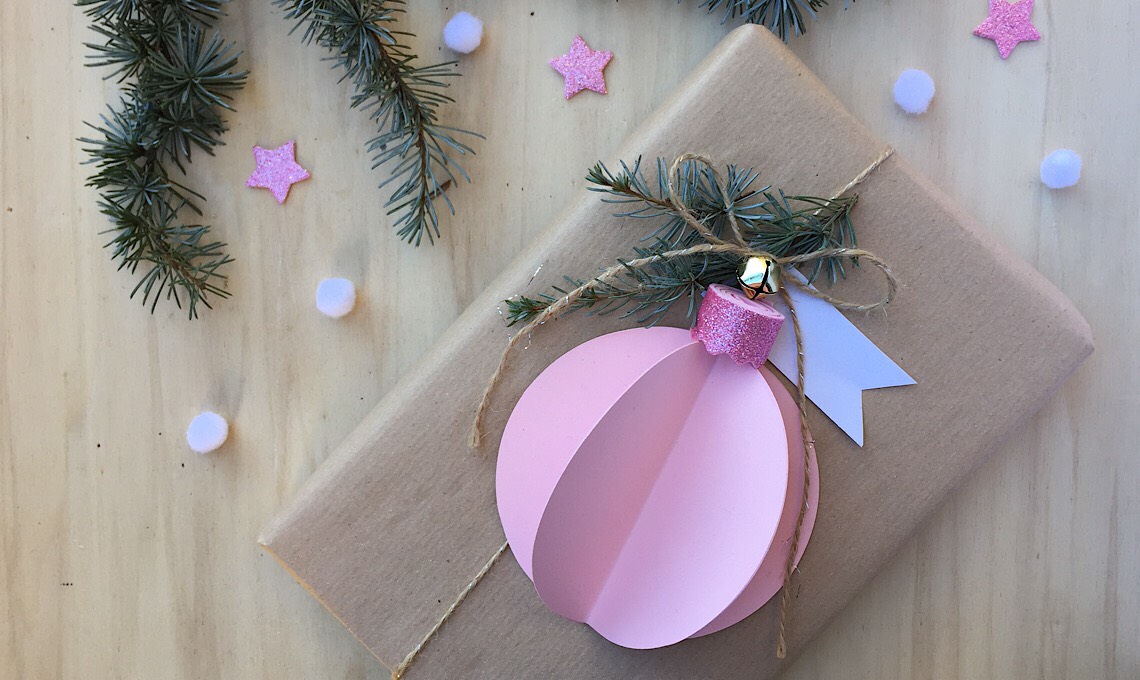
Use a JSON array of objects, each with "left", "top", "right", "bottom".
[
  {"left": 505, "top": 157, "right": 860, "bottom": 327},
  {"left": 77, "top": 0, "right": 248, "bottom": 318},
  {"left": 274, "top": 0, "right": 479, "bottom": 246},
  {"left": 697, "top": 0, "right": 852, "bottom": 41}
]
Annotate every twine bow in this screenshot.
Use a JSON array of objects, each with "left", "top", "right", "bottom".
[
  {"left": 398, "top": 150, "right": 898, "bottom": 680},
  {"left": 468, "top": 149, "right": 897, "bottom": 450}
]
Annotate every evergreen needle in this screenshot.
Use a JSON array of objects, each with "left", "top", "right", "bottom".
[
  {"left": 77, "top": 0, "right": 248, "bottom": 319},
  {"left": 274, "top": 0, "right": 481, "bottom": 246},
  {"left": 696, "top": 0, "right": 853, "bottom": 41},
  {"left": 506, "top": 157, "right": 860, "bottom": 326}
]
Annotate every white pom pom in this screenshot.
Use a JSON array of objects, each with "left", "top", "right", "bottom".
[
  {"left": 443, "top": 12, "right": 483, "bottom": 54},
  {"left": 893, "top": 69, "right": 935, "bottom": 115},
  {"left": 186, "top": 411, "right": 228, "bottom": 454},
  {"left": 316, "top": 277, "right": 356, "bottom": 318},
  {"left": 1040, "top": 149, "right": 1082, "bottom": 189}
]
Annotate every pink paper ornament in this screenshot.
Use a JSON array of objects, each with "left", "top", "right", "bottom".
[{"left": 497, "top": 291, "right": 819, "bottom": 649}]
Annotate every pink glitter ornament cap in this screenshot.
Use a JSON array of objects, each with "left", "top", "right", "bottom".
[{"left": 691, "top": 284, "right": 785, "bottom": 370}]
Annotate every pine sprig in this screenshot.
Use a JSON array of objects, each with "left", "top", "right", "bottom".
[
  {"left": 505, "top": 157, "right": 859, "bottom": 326},
  {"left": 695, "top": 0, "right": 852, "bottom": 41},
  {"left": 275, "top": 0, "right": 480, "bottom": 246},
  {"left": 78, "top": 0, "right": 247, "bottom": 318}
]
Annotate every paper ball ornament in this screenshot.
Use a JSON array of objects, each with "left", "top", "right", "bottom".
[
  {"left": 1040, "top": 149, "right": 1082, "bottom": 189},
  {"left": 443, "top": 12, "right": 483, "bottom": 54},
  {"left": 893, "top": 69, "right": 935, "bottom": 115},
  {"left": 186, "top": 411, "right": 228, "bottom": 454},
  {"left": 497, "top": 289, "right": 818, "bottom": 649},
  {"left": 316, "top": 278, "right": 356, "bottom": 318}
]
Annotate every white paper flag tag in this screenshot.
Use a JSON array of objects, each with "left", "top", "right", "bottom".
[{"left": 767, "top": 272, "right": 915, "bottom": 446}]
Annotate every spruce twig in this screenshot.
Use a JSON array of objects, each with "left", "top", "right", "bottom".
[
  {"left": 695, "top": 0, "right": 853, "bottom": 41},
  {"left": 274, "top": 0, "right": 480, "bottom": 246},
  {"left": 505, "top": 157, "right": 859, "bottom": 326},
  {"left": 77, "top": 0, "right": 248, "bottom": 318}
]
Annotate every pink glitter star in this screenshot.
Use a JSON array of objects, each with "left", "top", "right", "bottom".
[
  {"left": 246, "top": 140, "right": 310, "bottom": 204},
  {"left": 549, "top": 36, "right": 612, "bottom": 100},
  {"left": 974, "top": 0, "right": 1041, "bottom": 59}
]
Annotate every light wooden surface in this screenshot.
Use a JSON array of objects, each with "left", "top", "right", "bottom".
[{"left": 1, "top": 1, "right": 1136, "bottom": 678}]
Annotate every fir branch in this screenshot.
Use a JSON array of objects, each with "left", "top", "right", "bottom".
[
  {"left": 695, "top": 0, "right": 852, "bottom": 41},
  {"left": 77, "top": 0, "right": 247, "bottom": 318},
  {"left": 275, "top": 0, "right": 480, "bottom": 246},
  {"left": 505, "top": 157, "right": 859, "bottom": 326},
  {"left": 505, "top": 240, "right": 733, "bottom": 327}
]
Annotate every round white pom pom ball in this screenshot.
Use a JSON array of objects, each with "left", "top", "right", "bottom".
[
  {"left": 316, "top": 277, "right": 356, "bottom": 318},
  {"left": 443, "top": 12, "right": 483, "bottom": 54},
  {"left": 893, "top": 69, "right": 935, "bottom": 115},
  {"left": 1040, "top": 150, "right": 1082, "bottom": 189},
  {"left": 186, "top": 411, "right": 228, "bottom": 454}
]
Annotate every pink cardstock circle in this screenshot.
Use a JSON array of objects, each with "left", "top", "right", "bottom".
[
  {"left": 690, "top": 367, "right": 820, "bottom": 638},
  {"left": 497, "top": 327, "right": 820, "bottom": 649}
]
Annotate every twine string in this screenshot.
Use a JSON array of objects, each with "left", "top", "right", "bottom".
[
  {"left": 772, "top": 146, "right": 893, "bottom": 658},
  {"left": 661, "top": 150, "right": 894, "bottom": 658},
  {"left": 666, "top": 152, "right": 744, "bottom": 247},
  {"left": 833, "top": 146, "right": 893, "bottom": 200},
  {"left": 390, "top": 541, "right": 510, "bottom": 680},
  {"left": 774, "top": 285, "right": 810, "bottom": 660}
]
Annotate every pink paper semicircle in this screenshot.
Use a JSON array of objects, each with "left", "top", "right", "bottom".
[{"left": 498, "top": 327, "right": 817, "bottom": 649}]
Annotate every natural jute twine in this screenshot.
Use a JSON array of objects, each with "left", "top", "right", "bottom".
[
  {"left": 394, "top": 149, "right": 896, "bottom": 680},
  {"left": 389, "top": 540, "right": 510, "bottom": 680}
]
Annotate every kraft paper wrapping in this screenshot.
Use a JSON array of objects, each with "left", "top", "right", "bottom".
[{"left": 260, "top": 25, "right": 1093, "bottom": 679}]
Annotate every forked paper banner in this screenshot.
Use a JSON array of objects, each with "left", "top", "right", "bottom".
[
  {"left": 768, "top": 272, "right": 916, "bottom": 446},
  {"left": 497, "top": 327, "right": 819, "bottom": 649}
]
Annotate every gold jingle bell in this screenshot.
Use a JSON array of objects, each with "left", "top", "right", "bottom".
[{"left": 737, "top": 256, "right": 782, "bottom": 299}]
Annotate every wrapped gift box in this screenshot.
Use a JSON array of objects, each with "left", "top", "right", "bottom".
[{"left": 260, "top": 25, "right": 1092, "bottom": 679}]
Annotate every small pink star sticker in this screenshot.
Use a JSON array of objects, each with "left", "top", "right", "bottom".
[
  {"left": 246, "top": 140, "right": 310, "bottom": 204},
  {"left": 550, "top": 36, "right": 613, "bottom": 100},
  {"left": 974, "top": 0, "right": 1041, "bottom": 59}
]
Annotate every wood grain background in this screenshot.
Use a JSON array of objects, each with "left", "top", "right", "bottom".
[{"left": 1, "top": 1, "right": 1136, "bottom": 678}]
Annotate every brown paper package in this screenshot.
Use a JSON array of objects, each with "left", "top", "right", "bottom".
[{"left": 260, "top": 25, "right": 1093, "bottom": 679}]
